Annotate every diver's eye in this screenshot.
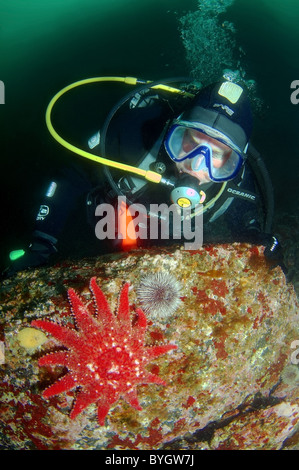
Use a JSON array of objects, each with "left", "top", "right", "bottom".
[{"left": 183, "top": 130, "right": 201, "bottom": 150}]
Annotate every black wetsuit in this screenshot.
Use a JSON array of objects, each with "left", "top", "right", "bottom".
[
  {"left": 3, "top": 87, "right": 277, "bottom": 276},
  {"left": 34, "top": 90, "right": 268, "bottom": 251}
]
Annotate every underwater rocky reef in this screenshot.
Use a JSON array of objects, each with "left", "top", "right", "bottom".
[{"left": 0, "top": 243, "right": 298, "bottom": 450}]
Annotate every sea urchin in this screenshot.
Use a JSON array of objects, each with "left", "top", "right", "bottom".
[{"left": 137, "top": 271, "right": 181, "bottom": 321}]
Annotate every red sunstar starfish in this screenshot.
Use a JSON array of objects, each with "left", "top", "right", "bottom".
[{"left": 32, "top": 277, "right": 177, "bottom": 425}]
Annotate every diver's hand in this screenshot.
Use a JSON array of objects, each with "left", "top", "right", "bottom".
[{"left": 1, "top": 239, "right": 57, "bottom": 280}]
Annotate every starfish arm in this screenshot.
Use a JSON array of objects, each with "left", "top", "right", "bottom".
[
  {"left": 97, "top": 403, "right": 112, "bottom": 426},
  {"left": 71, "top": 385, "right": 117, "bottom": 425},
  {"left": 70, "top": 386, "right": 101, "bottom": 420},
  {"left": 141, "top": 371, "right": 167, "bottom": 386},
  {"left": 117, "top": 283, "right": 131, "bottom": 329},
  {"left": 131, "top": 308, "right": 147, "bottom": 346},
  {"left": 96, "top": 389, "right": 119, "bottom": 425},
  {"left": 38, "top": 351, "right": 68, "bottom": 367},
  {"left": 89, "top": 277, "right": 115, "bottom": 326},
  {"left": 43, "top": 373, "right": 76, "bottom": 398},
  {"left": 68, "top": 288, "right": 102, "bottom": 339},
  {"left": 123, "top": 387, "right": 142, "bottom": 411},
  {"left": 144, "top": 344, "right": 177, "bottom": 363},
  {"left": 135, "top": 307, "right": 147, "bottom": 329},
  {"left": 32, "top": 320, "right": 79, "bottom": 349}
]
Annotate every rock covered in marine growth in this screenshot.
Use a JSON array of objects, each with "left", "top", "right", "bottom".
[{"left": 0, "top": 243, "right": 298, "bottom": 450}]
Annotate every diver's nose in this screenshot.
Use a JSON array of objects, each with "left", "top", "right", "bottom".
[
  {"left": 191, "top": 144, "right": 211, "bottom": 171},
  {"left": 191, "top": 154, "right": 205, "bottom": 171}
]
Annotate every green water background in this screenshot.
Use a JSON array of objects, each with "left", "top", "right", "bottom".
[{"left": 0, "top": 0, "right": 298, "bottom": 266}]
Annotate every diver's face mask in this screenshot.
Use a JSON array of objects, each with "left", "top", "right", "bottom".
[{"left": 164, "top": 120, "right": 245, "bottom": 183}]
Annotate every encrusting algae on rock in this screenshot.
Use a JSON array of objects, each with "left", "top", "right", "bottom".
[{"left": 0, "top": 243, "right": 299, "bottom": 450}]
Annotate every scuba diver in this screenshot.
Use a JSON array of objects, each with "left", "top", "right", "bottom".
[{"left": 2, "top": 76, "right": 283, "bottom": 277}]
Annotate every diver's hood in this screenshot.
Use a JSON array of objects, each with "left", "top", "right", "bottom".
[{"left": 179, "top": 81, "right": 253, "bottom": 152}]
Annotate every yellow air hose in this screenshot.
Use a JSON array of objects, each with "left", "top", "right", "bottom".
[
  {"left": 45, "top": 76, "right": 189, "bottom": 184},
  {"left": 45, "top": 76, "right": 226, "bottom": 213}
]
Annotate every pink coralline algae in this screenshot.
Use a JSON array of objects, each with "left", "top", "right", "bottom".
[{"left": 31, "top": 277, "right": 177, "bottom": 425}]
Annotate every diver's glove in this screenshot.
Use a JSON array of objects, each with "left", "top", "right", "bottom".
[
  {"left": 1, "top": 232, "right": 57, "bottom": 279},
  {"left": 263, "top": 235, "right": 280, "bottom": 259},
  {"left": 237, "top": 227, "right": 286, "bottom": 273},
  {"left": 262, "top": 234, "right": 286, "bottom": 273}
]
